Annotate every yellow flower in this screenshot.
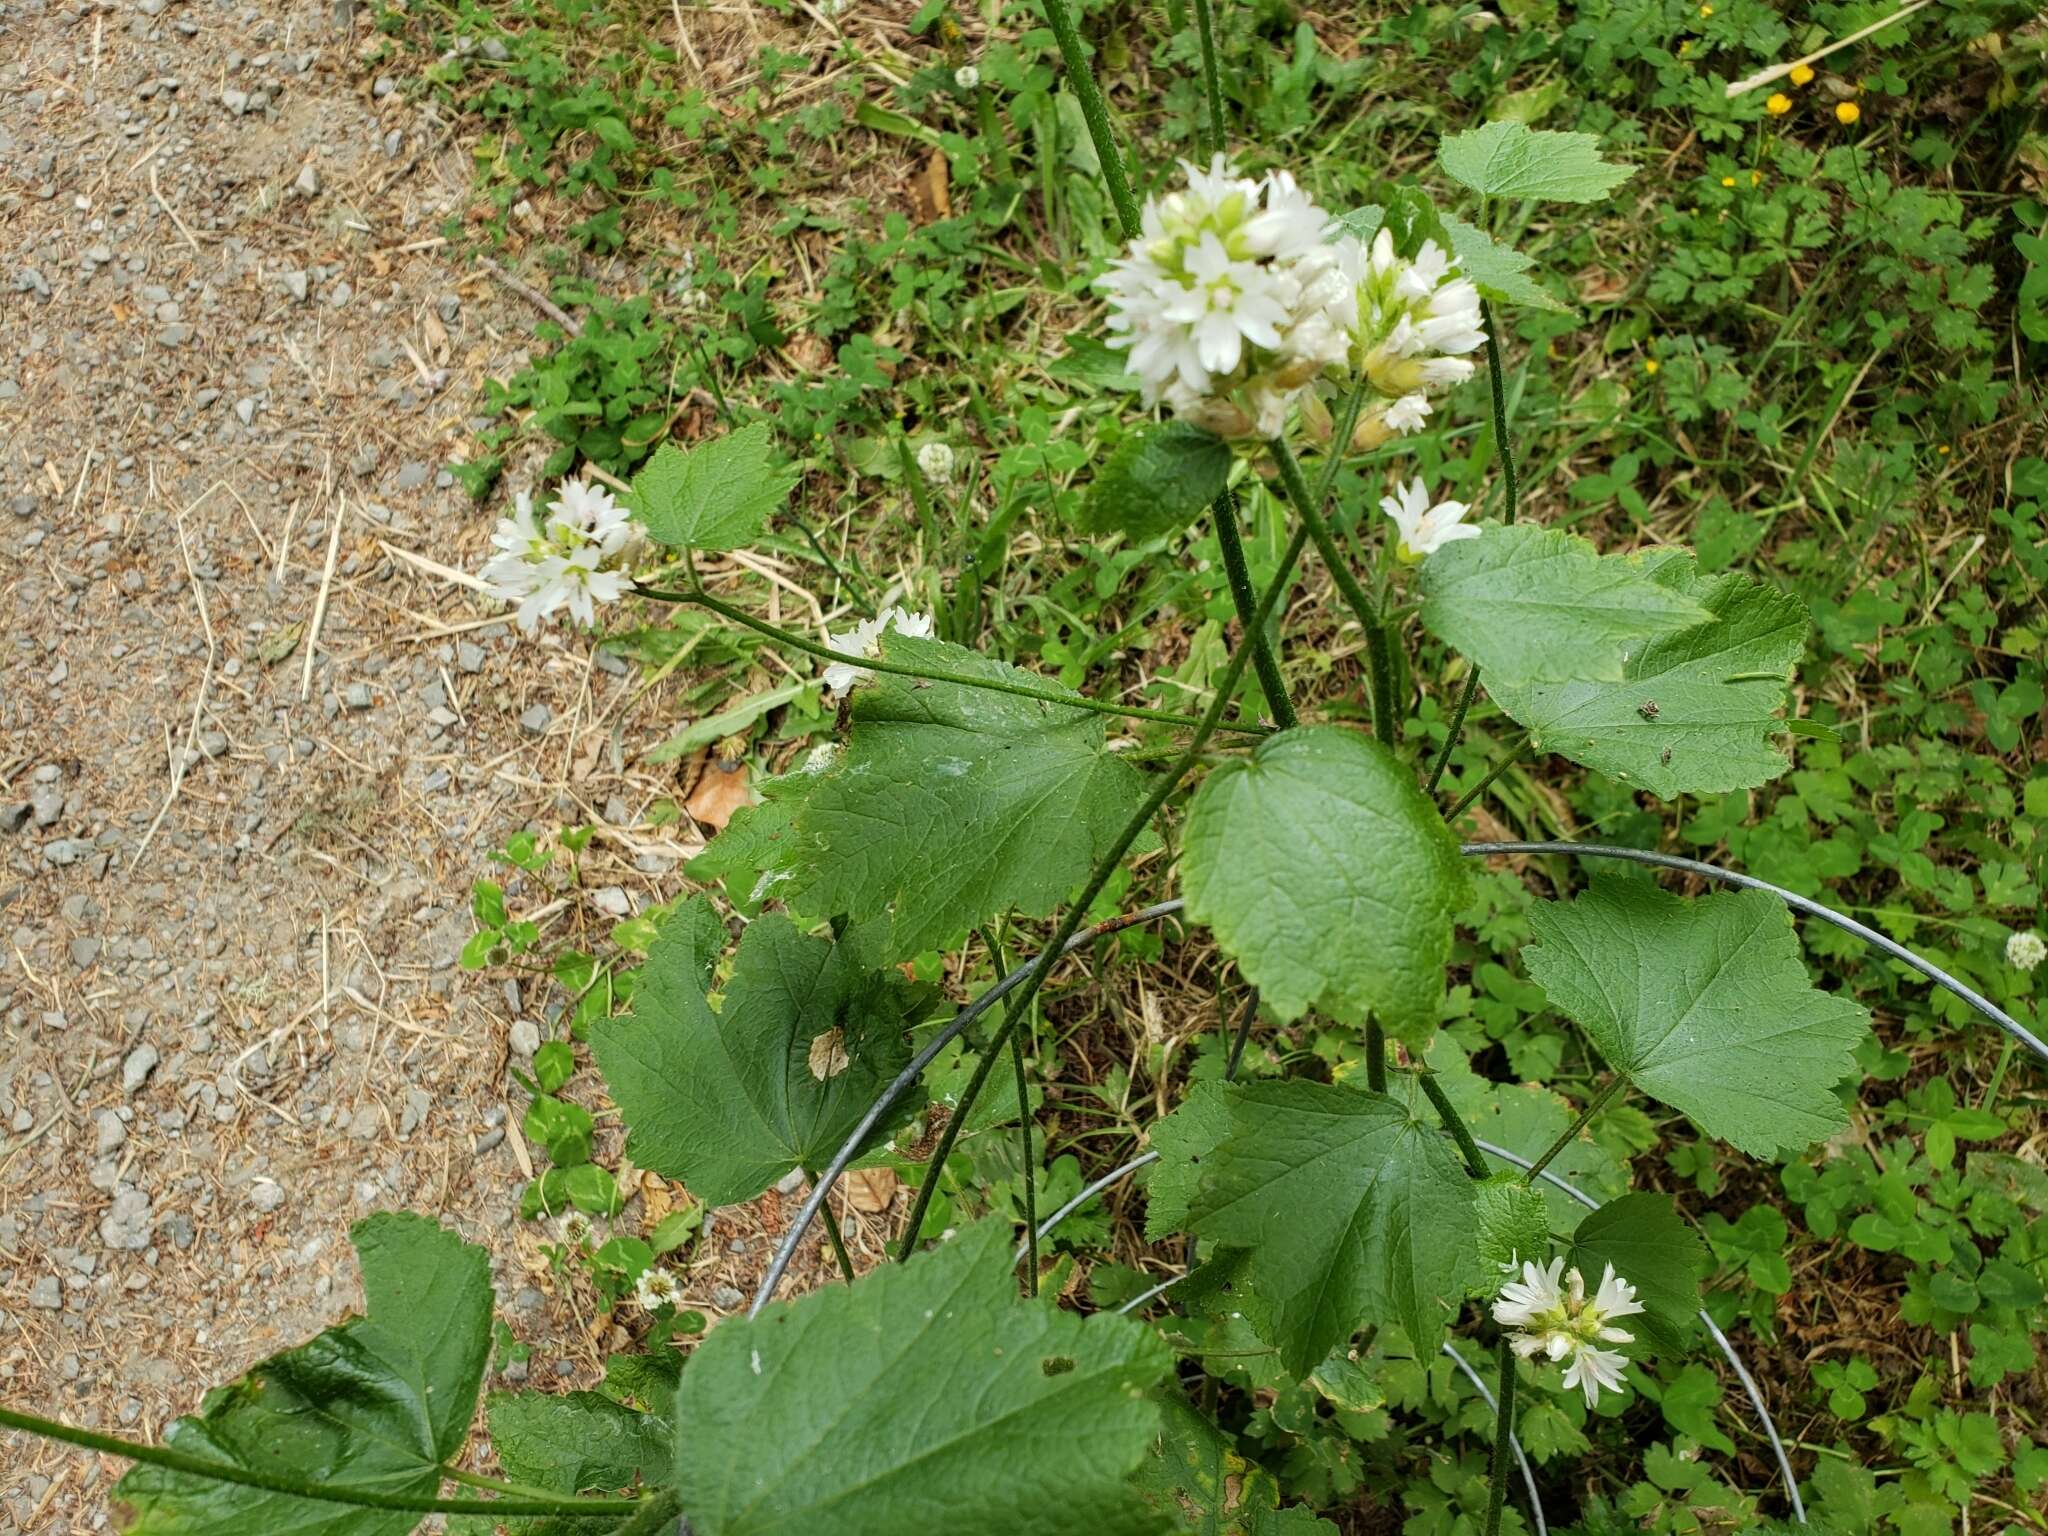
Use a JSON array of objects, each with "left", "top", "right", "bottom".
[
  {"left": 1750, "top": 170, "right": 1763, "bottom": 185},
  {"left": 1698, "top": 3, "right": 1712, "bottom": 13},
  {"left": 1937, "top": 444, "right": 1952, "bottom": 456},
  {"left": 1835, "top": 100, "right": 1861, "bottom": 125},
  {"left": 1789, "top": 63, "right": 1815, "bottom": 86},
  {"left": 1765, "top": 93, "right": 1793, "bottom": 115},
  {"left": 1678, "top": 39, "right": 1690, "bottom": 54},
  {"left": 1720, "top": 175, "right": 1736, "bottom": 187},
  {"left": 1644, "top": 358, "right": 1660, "bottom": 375}
]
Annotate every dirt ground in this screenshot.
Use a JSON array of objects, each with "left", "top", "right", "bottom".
[{"left": 0, "top": 0, "right": 851, "bottom": 1527}]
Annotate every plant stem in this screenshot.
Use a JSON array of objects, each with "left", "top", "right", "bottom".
[
  {"left": 1445, "top": 732, "right": 1530, "bottom": 821},
  {"left": 0, "top": 1404, "right": 644, "bottom": 1519},
  {"left": 1212, "top": 488, "right": 1297, "bottom": 729},
  {"left": 1416, "top": 1071, "right": 1488, "bottom": 1179},
  {"left": 1010, "top": 1003, "right": 1040, "bottom": 1296},
  {"left": 1039, "top": 0, "right": 1141, "bottom": 239},
  {"left": 1222, "top": 987, "right": 1260, "bottom": 1079},
  {"left": 818, "top": 1179, "right": 858, "bottom": 1284},
  {"left": 639, "top": 585, "right": 1266, "bottom": 737},
  {"left": 896, "top": 523, "right": 1317, "bottom": 1262},
  {"left": 1524, "top": 1076, "right": 1624, "bottom": 1185},
  {"left": 1192, "top": 0, "right": 1226, "bottom": 155},
  {"left": 1365, "top": 1016, "right": 1386, "bottom": 1093},
  {"left": 1424, "top": 300, "right": 1523, "bottom": 780},
  {"left": 1482, "top": 1337, "right": 1518, "bottom": 1536},
  {"left": 1265, "top": 436, "right": 1397, "bottom": 744}
]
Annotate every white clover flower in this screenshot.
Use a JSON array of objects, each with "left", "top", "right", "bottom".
[
  {"left": 1493, "top": 1258, "right": 1645, "bottom": 1407},
  {"left": 2008, "top": 930, "right": 2046, "bottom": 971},
  {"left": 633, "top": 1265, "right": 682, "bottom": 1312},
  {"left": 1348, "top": 229, "right": 1485, "bottom": 400},
  {"left": 822, "top": 605, "right": 935, "bottom": 698},
  {"left": 1382, "top": 392, "right": 1433, "bottom": 435},
  {"left": 953, "top": 64, "right": 980, "bottom": 91},
  {"left": 482, "top": 477, "right": 637, "bottom": 633},
  {"left": 556, "top": 1211, "right": 592, "bottom": 1247},
  {"left": 915, "top": 439, "right": 956, "bottom": 482},
  {"left": 1379, "top": 476, "right": 1480, "bottom": 562},
  {"left": 1097, "top": 155, "right": 1355, "bottom": 438}
]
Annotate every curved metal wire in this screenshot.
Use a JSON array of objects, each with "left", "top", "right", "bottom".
[
  {"left": 1461, "top": 841, "right": 2046, "bottom": 1067},
  {"left": 750, "top": 900, "right": 1186, "bottom": 1316},
  {"left": 1474, "top": 1137, "right": 1807, "bottom": 1525},
  {"left": 1442, "top": 1341, "right": 1549, "bottom": 1536},
  {"left": 1019, "top": 1150, "right": 1160, "bottom": 1263}
]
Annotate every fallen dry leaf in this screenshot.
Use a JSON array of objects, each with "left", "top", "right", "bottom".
[
  {"left": 844, "top": 1167, "right": 898, "bottom": 1213},
  {"left": 687, "top": 758, "right": 753, "bottom": 831},
  {"left": 911, "top": 148, "right": 951, "bottom": 221}
]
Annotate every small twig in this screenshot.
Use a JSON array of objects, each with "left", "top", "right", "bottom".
[
  {"left": 301, "top": 496, "right": 349, "bottom": 701},
  {"left": 1723, "top": 0, "right": 1935, "bottom": 97},
  {"left": 478, "top": 256, "right": 581, "bottom": 337},
  {"left": 130, "top": 497, "right": 215, "bottom": 871},
  {"left": 148, "top": 160, "right": 204, "bottom": 250}
]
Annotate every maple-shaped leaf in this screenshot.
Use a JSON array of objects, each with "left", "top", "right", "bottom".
[
  {"left": 1524, "top": 882, "right": 1870, "bottom": 1158},
  {"left": 672, "top": 1221, "right": 1171, "bottom": 1535},
  {"left": 590, "top": 907, "right": 926, "bottom": 1205}
]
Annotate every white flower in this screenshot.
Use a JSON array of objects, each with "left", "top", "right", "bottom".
[
  {"left": 556, "top": 1212, "right": 592, "bottom": 1247},
  {"left": 915, "top": 439, "right": 956, "bottom": 482},
  {"left": 1097, "top": 156, "right": 1353, "bottom": 437},
  {"left": 1379, "top": 477, "right": 1480, "bottom": 562},
  {"left": 1349, "top": 230, "right": 1485, "bottom": 399},
  {"left": 1493, "top": 1259, "right": 1645, "bottom": 1407},
  {"left": 633, "top": 1265, "right": 682, "bottom": 1311},
  {"left": 953, "top": 64, "right": 980, "bottom": 91},
  {"left": 1382, "top": 392, "right": 1432, "bottom": 434},
  {"left": 821, "top": 605, "right": 935, "bottom": 698},
  {"left": 2008, "top": 930, "right": 2046, "bottom": 970},
  {"left": 482, "top": 477, "right": 636, "bottom": 633}
]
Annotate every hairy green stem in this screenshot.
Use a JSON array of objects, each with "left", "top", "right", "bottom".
[
  {"left": 897, "top": 522, "right": 1317, "bottom": 1261},
  {"left": 1482, "top": 1337, "right": 1519, "bottom": 1536},
  {"left": 1192, "top": 0, "right": 1226, "bottom": 155},
  {"left": 1424, "top": 300, "right": 1523, "bottom": 781},
  {"left": 819, "top": 1180, "right": 858, "bottom": 1284},
  {"left": 1265, "top": 437, "right": 1397, "bottom": 744},
  {"left": 0, "top": 1404, "right": 645, "bottom": 1519},
  {"left": 1212, "top": 489, "right": 1297, "bottom": 729},
  {"left": 1444, "top": 733, "right": 1530, "bottom": 822},
  {"left": 1010, "top": 1004, "right": 1040, "bottom": 1295},
  {"left": 1365, "top": 1016, "right": 1387, "bottom": 1094},
  {"left": 1416, "top": 1072, "right": 1488, "bottom": 1179},
  {"left": 1039, "top": 0, "right": 1141, "bottom": 238},
  {"left": 1524, "top": 1076, "right": 1624, "bottom": 1184},
  {"left": 638, "top": 585, "right": 1265, "bottom": 736}
]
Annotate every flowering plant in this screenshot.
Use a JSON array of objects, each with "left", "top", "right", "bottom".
[{"left": 10, "top": 6, "right": 2035, "bottom": 1536}]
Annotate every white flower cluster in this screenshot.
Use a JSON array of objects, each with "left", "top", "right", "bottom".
[
  {"left": 1493, "top": 1257, "right": 1645, "bottom": 1406},
  {"left": 1097, "top": 155, "right": 1357, "bottom": 439},
  {"left": 2008, "top": 930, "right": 2046, "bottom": 971},
  {"left": 483, "top": 478, "right": 636, "bottom": 632},
  {"left": 633, "top": 1265, "right": 682, "bottom": 1312},
  {"left": 1098, "top": 159, "right": 1488, "bottom": 451},
  {"left": 822, "top": 605, "right": 935, "bottom": 699},
  {"left": 1344, "top": 229, "right": 1486, "bottom": 445}
]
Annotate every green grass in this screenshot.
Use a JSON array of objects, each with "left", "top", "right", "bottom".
[{"left": 373, "top": 0, "right": 2048, "bottom": 1529}]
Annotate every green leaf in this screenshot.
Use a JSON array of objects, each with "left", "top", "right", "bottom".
[
  {"left": 114, "top": 1213, "right": 492, "bottom": 1535},
  {"left": 1487, "top": 559, "right": 1810, "bottom": 797},
  {"left": 1652, "top": 1363, "right": 1736, "bottom": 1455},
  {"left": 672, "top": 1220, "right": 1171, "bottom": 1535},
  {"left": 1441, "top": 216, "right": 1570, "bottom": 314},
  {"left": 1473, "top": 1172, "right": 1552, "bottom": 1274},
  {"left": 1418, "top": 524, "right": 1714, "bottom": 687},
  {"left": 1084, "top": 421, "right": 1233, "bottom": 542},
  {"left": 486, "top": 1391, "right": 668, "bottom": 1495},
  {"left": 1143, "top": 1080, "right": 1233, "bottom": 1241},
  {"left": 1437, "top": 121, "right": 1637, "bottom": 204},
  {"left": 627, "top": 422, "right": 797, "bottom": 551},
  {"left": 1182, "top": 727, "right": 1467, "bottom": 1041},
  {"left": 533, "top": 1040, "right": 575, "bottom": 1095},
  {"left": 1568, "top": 1192, "right": 1709, "bottom": 1354},
  {"left": 1134, "top": 1389, "right": 1339, "bottom": 1535},
  {"left": 772, "top": 632, "right": 1150, "bottom": 960},
  {"left": 590, "top": 910, "right": 924, "bottom": 1206},
  {"left": 1524, "top": 883, "right": 1871, "bottom": 1158},
  {"left": 1330, "top": 205, "right": 1385, "bottom": 245},
  {"left": 1185, "top": 1080, "right": 1479, "bottom": 1375},
  {"left": 647, "top": 678, "right": 808, "bottom": 765}
]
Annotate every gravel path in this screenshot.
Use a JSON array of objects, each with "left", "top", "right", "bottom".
[{"left": 0, "top": 0, "right": 712, "bottom": 1526}]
